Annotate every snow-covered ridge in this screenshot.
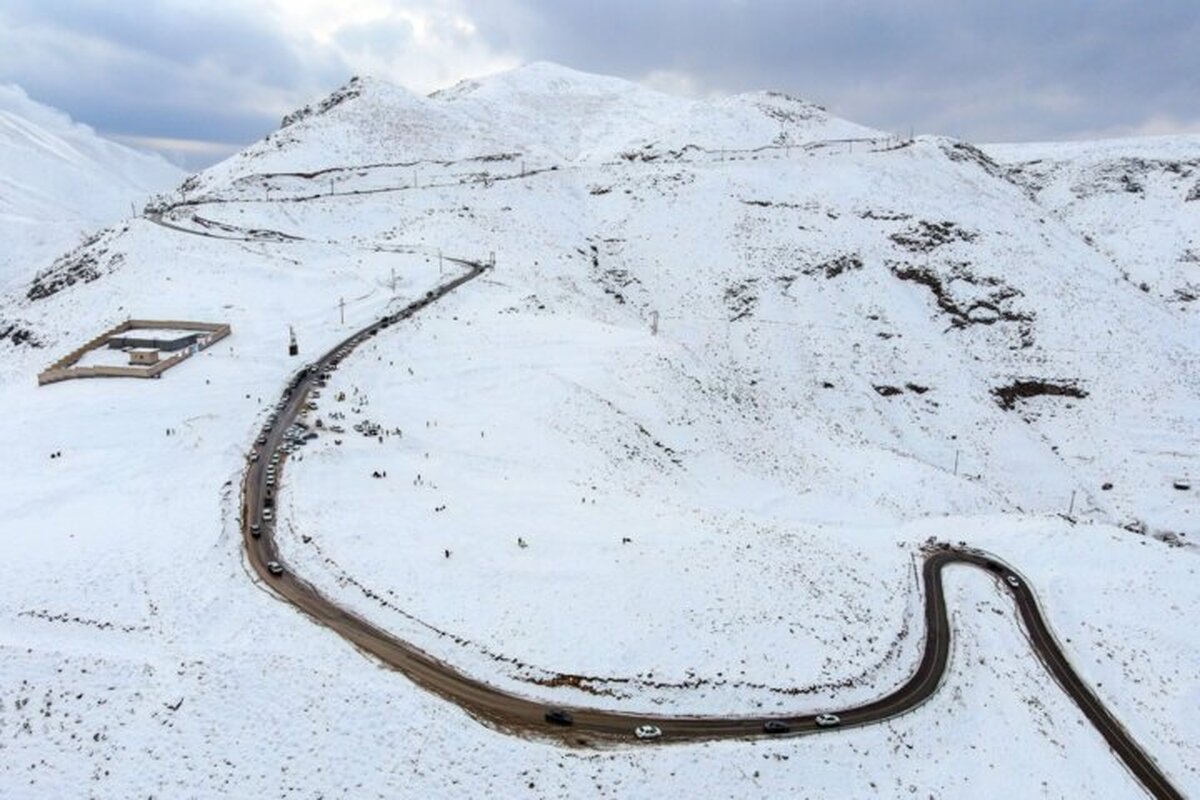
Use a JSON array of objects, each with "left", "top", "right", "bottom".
[
  {"left": 0, "top": 85, "right": 183, "bottom": 290},
  {"left": 195, "top": 62, "right": 877, "bottom": 191}
]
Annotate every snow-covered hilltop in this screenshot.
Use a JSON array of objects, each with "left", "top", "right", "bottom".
[
  {"left": 0, "top": 85, "right": 182, "bottom": 289},
  {"left": 0, "top": 63, "right": 1196, "bottom": 798},
  {"left": 195, "top": 62, "right": 876, "bottom": 187}
]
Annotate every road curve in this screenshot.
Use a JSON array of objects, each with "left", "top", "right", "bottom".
[{"left": 239, "top": 259, "right": 1182, "bottom": 800}]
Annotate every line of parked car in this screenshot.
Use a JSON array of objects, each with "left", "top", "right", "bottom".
[{"left": 540, "top": 709, "right": 841, "bottom": 739}]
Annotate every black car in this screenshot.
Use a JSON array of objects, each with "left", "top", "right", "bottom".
[
  {"left": 544, "top": 709, "right": 574, "bottom": 726},
  {"left": 763, "top": 720, "right": 790, "bottom": 734},
  {"left": 250, "top": 523, "right": 261, "bottom": 538}
]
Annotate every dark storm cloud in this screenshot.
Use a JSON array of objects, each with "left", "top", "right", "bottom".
[{"left": 469, "top": 0, "right": 1200, "bottom": 140}]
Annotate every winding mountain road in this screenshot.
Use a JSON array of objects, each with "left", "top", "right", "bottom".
[{"left": 240, "top": 258, "right": 1182, "bottom": 800}]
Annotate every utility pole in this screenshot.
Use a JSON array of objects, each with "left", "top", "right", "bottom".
[
  {"left": 438, "top": 249, "right": 443, "bottom": 279},
  {"left": 288, "top": 326, "right": 298, "bottom": 356},
  {"left": 1068, "top": 490, "right": 1076, "bottom": 516},
  {"left": 390, "top": 267, "right": 396, "bottom": 295},
  {"left": 953, "top": 450, "right": 960, "bottom": 476},
  {"left": 339, "top": 297, "right": 345, "bottom": 325},
  {"left": 650, "top": 310, "right": 659, "bottom": 336}
]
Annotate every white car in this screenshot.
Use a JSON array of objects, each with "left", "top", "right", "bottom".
[
  {"left": 262, "top": 508, "right": 273, "bottom": 522},
  {"left": 634, "top": 724, "right": 662, "bottom": 740},
  {"left": 1005, "top": 574, "right": 1021, "bottom": 588},
  {"left": 266, "top": 560, "right": 284, "bottom": 576},
  {"left": 815, "top": 713, "right": 841, "bottom": 728}
]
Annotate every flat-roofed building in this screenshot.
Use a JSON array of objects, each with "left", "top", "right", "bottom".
[
  {"left": 108, "top": 330, "right": 202, "bottom": 352},
  {"left": 128, "top": 348, "right": 160, "bottom": 366}
]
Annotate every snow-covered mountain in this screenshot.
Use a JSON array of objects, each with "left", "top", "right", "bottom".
[
  {"left": 0, "top": 84, "right": 183, "bottom": 290},
  {"left": 0, "top": 63, "right": 1196, "bottom": 798}
]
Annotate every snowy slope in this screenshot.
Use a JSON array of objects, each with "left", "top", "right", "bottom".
[
  {"left": 0, "top": 85, "right": 183, "bottom": 290},
  {"left": 0, "top": 63, "right": 1196, "bottom": 798},
  {"left": 984, "top": 135, "right": 1200, "bottom": 309}
]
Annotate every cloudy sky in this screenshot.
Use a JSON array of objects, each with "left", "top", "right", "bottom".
[{"left": 2, "top": 0, "right": 1197, "bottom": 168}]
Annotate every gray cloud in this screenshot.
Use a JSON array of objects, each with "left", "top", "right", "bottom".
[
  {"left": 0, "top": 0, "right": 1196, "bottom": 169},
  {"left": 0, "top": 0, "right": 349, "bottom": 167},
  {"left": 467, "top": 0, "right": 1200, "bottom": 141}
]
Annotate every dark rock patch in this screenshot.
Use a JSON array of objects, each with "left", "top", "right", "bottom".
[
  {"left": 724, "top": 280, "right": 759, "bottom": 321},
  {"left": 859, "top": 209, "right": 911, "bottom": 221},
  {"left": 585, "top": 241, "right": 641, "bottom": 306},
  {"left": 889, "top": 261, "right": 1034, "bottom": 346},
  {"left": 809, "top": 254, "right": 863, "bottom": 279},
  {"left": 992, "top": 379, "right": 1087, "bottom": 411},
  {"left": 0, "top": 320, "right": 41, "bottom": 348},
  {"left": 890, "top": 220, "right": 978, "bottom": 253}
]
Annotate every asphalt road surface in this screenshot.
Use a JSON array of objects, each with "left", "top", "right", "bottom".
[{"left": 239, "top": 259, "right": 1182, "bottom": 800}]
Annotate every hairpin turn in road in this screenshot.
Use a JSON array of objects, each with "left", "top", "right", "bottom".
[{"left": 239, "top": 258, "right": 1182, "bottom": 800}]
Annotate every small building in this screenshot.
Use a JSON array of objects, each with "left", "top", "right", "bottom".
[
  {"left": 128, "top": 348, "right": 160, "bottom": 366},
  {"left": 108, "top": 331, "right": 202, "bottom": 352}
]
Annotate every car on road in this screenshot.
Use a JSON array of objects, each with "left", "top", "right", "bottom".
[
  {"left": 1005, "top": 574, "right": 1021, "bottom": 588},
  {"left": 266, "top": 560, "right": 284, "bottom": 576},
  {"left": 815, "top": 713, "right": 841, "bottom": 728},
  {"left": 262, "top": 508, "right": 273, "bottom": 522},
  {"left": 634, "top": 724, "right": 662, "bottom": 740},
  {"left": 763, "top": 720, "right": 790, "bottom": 734},
  {"left": 250, "top": 523, "right": 261, "bottom": 538},
  {"left": 256, "top": 435, "right": 267, "bottom": 445},
  {"left": 544, "top": 709, "right": 574, "bottom": 726}
]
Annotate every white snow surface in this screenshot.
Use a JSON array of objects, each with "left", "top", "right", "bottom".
[
  {"left": 1, "top": 63, "right": 1197, "bottom": 797},
  {"left": 0, "top": 84, "right": 183, "bottom": 290},
  {"left": 983, "top": 135, "right": 1200, "bottom": 309}
]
